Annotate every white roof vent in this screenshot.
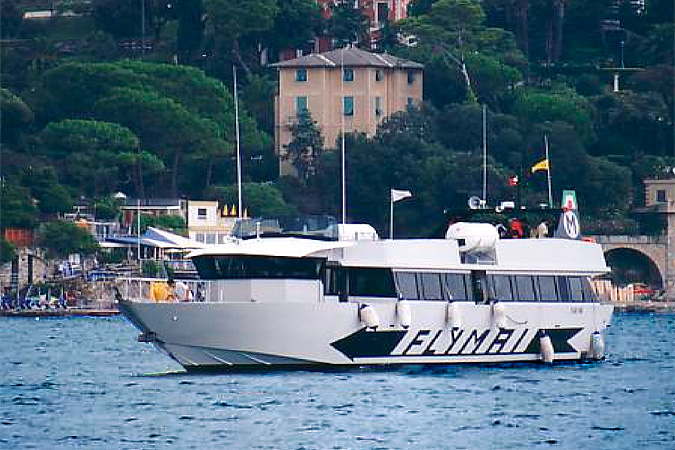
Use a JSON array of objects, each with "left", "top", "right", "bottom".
[{"left": 329, "top": 224, "right": 379, "bottom": 241}]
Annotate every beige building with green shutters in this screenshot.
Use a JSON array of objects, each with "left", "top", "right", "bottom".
[{"left": 271, "top": 47, "right": 423, "bottom": 176}]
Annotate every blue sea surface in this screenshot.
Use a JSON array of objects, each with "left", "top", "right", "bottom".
[{"left": 1, "top": 313, "right": 673, "bottom": 449}]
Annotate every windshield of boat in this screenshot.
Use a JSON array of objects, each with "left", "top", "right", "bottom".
[
  {"left": 232, "top": 215, "right": 338, "bottom": 240},
  {"left": 192, "top": 255, "right": 324, "bottom": 280}
]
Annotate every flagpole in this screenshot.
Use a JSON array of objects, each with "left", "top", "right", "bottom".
[
  {"left": 482, "top": 104, "right": 487, "bottom": 207},
  {"left": 340, "top": 47, "right": 346, "bottom": 225},
  {"left": 389, "top": 191, "right": 394, "bottom": 240},
  {"left": 544, "top": 134, "right": 552, "bottom": 208},
  {"left": 233, "top": 64, "right": 242, "bottom": 219}
]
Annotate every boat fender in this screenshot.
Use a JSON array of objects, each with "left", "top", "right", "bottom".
[
  {"left": 359, "top": 304, "right": 380, "bottom": 330},
  {"left": 396, "top": 299, "right": 412, "bottom": 329},
  {"left": 539, "top": 331, "right": 554, "bottom": 363},
  {"left": 590, "top": 331, "right": 605, "bottom": 360},
  {"left": 446, "top": 301, "right": 462, "bottom": 329},
  {"left": 492, "top": 301, "right": 507, "bottom": 329}
]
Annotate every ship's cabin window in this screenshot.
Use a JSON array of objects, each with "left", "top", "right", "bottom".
[
  {"left": 324, "top": 267, "right": 396, "bottom": 299},
  {"left": 489, "top": 275, "right": 514, "bottom": 302},
  {"left": 395, "top": 272, "right": 418, "bottom": 299},
  {"left": 193, "top": 256, "right": 323, "bottom": 280},
  {"left": 581, "top": 277, "right": 597, "bottom": 302},
  {"left": 420, "top": 273, "right": 443, "bottom": 300},
  {"left": 537, "top": 276, "right": 558, "bottom": 301},
  {"left": 348, "top": 268, "right": 396, "bottom": 297},
  {"left": 482, "top": 274, "right": 597, "bottom": 303},
  {"left": 393, "top": 272, "right": 472, "bottom": 301},
  {"left": 443, "top": 273, "right": 473, "bottom": 301}
]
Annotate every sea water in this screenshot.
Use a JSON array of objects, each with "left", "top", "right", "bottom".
[{"left": 0, "top": 313, "right": 673, "bottom": 449}]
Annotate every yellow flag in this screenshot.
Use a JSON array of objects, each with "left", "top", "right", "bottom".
[{"left": 531, "top": 158, "right": 549, "bottom": 173}]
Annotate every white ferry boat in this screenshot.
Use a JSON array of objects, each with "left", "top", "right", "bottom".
[{"left": 118, "top": 216, "right": 613, "bottom": 372}]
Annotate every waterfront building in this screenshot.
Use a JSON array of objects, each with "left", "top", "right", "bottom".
[
  {"left": 271, "top": 46, "right": 423, "bottom": 176},
  {"left": 120, "top": 198, "right": 187, "bottom": 235},
  {"left": 186, "top": 200, "right": 239, "bottom": 245}
]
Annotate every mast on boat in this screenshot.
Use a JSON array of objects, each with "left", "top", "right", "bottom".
[
  {"left": 233, "top": 64, "right": 243, "bottom": 219},
  {"left": 482, "top": 104, "right": 487, "bottom": 207}
]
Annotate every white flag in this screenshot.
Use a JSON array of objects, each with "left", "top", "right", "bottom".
[{"left": 391, "top": 189, "right": 412, "bottom": 202}]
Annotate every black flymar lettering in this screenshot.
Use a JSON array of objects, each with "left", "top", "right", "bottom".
[
  {"left": 443, "top": 328, "right": 465, "bottom": 354},
  {"left": 402, "top": 330, "right": 430, "bottom": 355},
  {"left": 459, "top": 329, "right": 490, "bottom": 355},
  {"left": 422, "top": 330, "right": 444, "bottom": 355},
  {"left": 487, "top": 328, "right": 514, "bottom": 354}
]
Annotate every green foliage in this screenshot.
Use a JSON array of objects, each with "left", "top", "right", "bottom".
[
  {"left": 20, "top": 166, "right": 74, "bottom": 215},
  {"left": 284, "top": 109, "right": 324, "bottom": 181},
  {"left": 141, "top": 259, "right": 165, "bottom": 278},
  {"left": 204, "top": 0, "right": 278, "bottom": 40},
  {"left": 36, "top": 221, "right": 99, "bottom": 258},
  {"left": 93, "top": 195, "right": 125, "bottom": 221},
  {"left": 465, "top": 53, "right": 522, "bottom": 107},
  {"left": 0, "top": 237, "right": 16, "bottom": 264},
  {"left": 93, "top": 0, "right": 173, "bottom": 39},
  {"left": 266, "top": 0, "right": 322, "bottom": 53},
  {"left": 0, "top": 184, "right": 39, "bottom": 229},
  {"left": 510, "top": 87, "right": 595, "bottom": 144},
  {"left": 591, "top": 91, "right": 670, "bottom": 158},
  {"left": 140, "top": 214, "right": 186, "bottom": 234},
  {"left": 176, "top": 0, "right": 205, "bottom": 63},
  {"left": 327, "top": 1, "right": 371, "bottom": 47},
  {"left": 0, "top": 1, "right": 22, "bottom": 39},
  {"left": 1, "top": 89, "right": 34, "bottom": 146},
  {"left": 40, "top": 119, "right": 140, "bottom": 197},
  {"left": 207, "top": 182, "right": 296, "bottom": 217},
  {"left": 39, "top": 61, "right": 269, "bottom": 197}
]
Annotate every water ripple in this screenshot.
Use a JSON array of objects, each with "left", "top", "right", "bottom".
[{"left": 0, "top": 313, "right": 672, "bottom": 449}]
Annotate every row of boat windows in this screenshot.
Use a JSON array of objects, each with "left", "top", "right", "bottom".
[
  {"left": 193, "top": 256, "right": 597, "bottom": 303},
  {"left": 394, "top": 272, "right": 597, "bottom": 303},
  {"left": 325, "top": 268, "right": 597, "bottom": 303}
]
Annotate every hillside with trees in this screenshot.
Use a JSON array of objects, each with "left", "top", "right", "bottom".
[{"left": 1, "top": 0, "right": 673, "bottom": 247}]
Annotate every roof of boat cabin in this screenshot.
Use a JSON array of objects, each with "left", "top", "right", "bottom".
[
  {"left": 186, "top": 237, "right": 354, "bottom": 259},
  {"left": 187, "top": 236, "right": 609, "bottom": 275},
  {"left": 327, "top": 238, "right": 608, "bottom": 274}
]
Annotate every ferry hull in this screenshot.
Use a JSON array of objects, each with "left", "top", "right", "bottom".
[{"left": 119, "top": 300, "right": 613, "bottom": 371}]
